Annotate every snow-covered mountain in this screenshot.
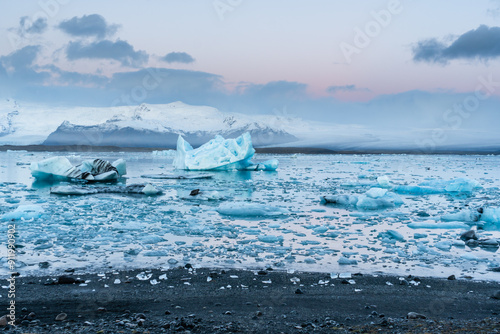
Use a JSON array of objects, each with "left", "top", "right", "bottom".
[{"left": 0, "top": 100, "right": 299, "bottom": 147}]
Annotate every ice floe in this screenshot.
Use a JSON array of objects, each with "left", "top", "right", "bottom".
[
  {"left": 321, "top": 187, "right": 403, "bottom": 210},
  {"left": 50, "top": 184, "right": 162, "bottom": 196},
  {"left": 217, "top": 203, "right": 289, "bottom": 217}
]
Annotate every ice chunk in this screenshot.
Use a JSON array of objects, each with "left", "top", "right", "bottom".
[
  {"left": 322, "top": 188, "right": 402, "bottom": 211},
  {"left": 377, "top": 175, "right": 391, "bottom": 188},
  {"left": 243, "top": 159, "right": 279, "bottom": 171},
  {"left": 444, "top": 178, "right": 481, "bottom": 193},
  {"left": 111, "top": 159, "right": 127, "bottom": 176},
  {"left": 378, "top": 229, "right": 405, "bottom": 242},
  {"left": 393, "top": 185, "right": 443, "bottom": 195},
  {"left": 407, "top": 221, "right": 470, "bottom": 229},
  {"left": 393, "top": 178, "right": 480, "bottom": 195},
  {"left": 142, "top": 184, "right": 161, "bottom": 195},
  {"left": 217, "top": 203, "right": 289, "bottom": 217},
  {"left": 30, "top": 157, "right": 125, "bottom": 182},
  {"left": 258, "top": 235, "right": 284, "bottom": 243},
  {"left": 141, "top": 173, "right": 213, "bottom": 179},
  {"left": 338, "top": 257, "right": 358, "bottom": 265},
  {"left": 1, "top": 205, "right": 44, "bottom": 221},
  {"left": 173, "top": 133, "right": 255, "bottom": 170}
]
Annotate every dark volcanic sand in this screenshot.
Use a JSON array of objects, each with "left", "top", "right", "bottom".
[{"left": 1, "top": 267, "right": 499, "bottom": 333}]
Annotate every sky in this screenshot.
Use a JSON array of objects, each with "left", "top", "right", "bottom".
[{"left": 0, "top": 0, "right": 500, "bottom": 149}]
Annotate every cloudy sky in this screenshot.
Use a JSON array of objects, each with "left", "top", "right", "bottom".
[{"left": 1, "top": 0, "right": 500, "bottom": 148}]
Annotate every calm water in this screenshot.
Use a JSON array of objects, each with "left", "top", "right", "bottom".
[{"left": 1, "top": 151, "right": 499, "bottom": 280}]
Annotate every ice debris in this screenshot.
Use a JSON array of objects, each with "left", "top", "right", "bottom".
[
  {"left": 141, "top": 173, "right": 213, "bottom": 179},
  {"left": 30, "top": 157, "right": 126, "bottom": 182},
  {"left": 441, "top": 207, "right": 500, "bottom": 227},
  {"left": 392, "top": 178, "right": 480, "bottom": 195},
  {"left": 1, "top": 205, "right": 44, "bottom": 221},
  {"left": 172, "top": 132, "right": 278, "bottom": 171},
  {"left": 321, "top": 188, "right": 403, "bottom": 210}
]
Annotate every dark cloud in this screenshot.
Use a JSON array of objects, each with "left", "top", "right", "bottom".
[
  {"left": 19, "top": 16, "right": 48, "bottom": 34},
  {"left": 0, "top": 45, "right": 50, "bottom": 85},
  {"left": 66, "top": 40, "right": 148, "bottom": 67},
  {"left": 1, "top": 45, "right": 40, "bottom": 70},
  {"left": 41, "top": 64, "right": 108, "bottom": 86},
  {"left": 327, "top": 84, "right": 356, "bottom": 93},
  {"left": 58, "top": 14, "right": 118, "bottom": 39},
  {"left": 413, "top": 25, "right": 500, "bottom": 64},
  {"left": 161, "top": 52, "right": 195, "bottom": 64}
]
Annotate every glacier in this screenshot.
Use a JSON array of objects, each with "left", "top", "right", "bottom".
[{"left": 30, "top": 157, "right": 126, "bottom": 182}]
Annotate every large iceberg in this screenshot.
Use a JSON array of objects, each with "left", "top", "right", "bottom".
[
  {"left": 173, "top": 132, "right": 278, "bottom": 171},
  {"left": 30, "top": 157, "right": 126, "bottom": 182}
]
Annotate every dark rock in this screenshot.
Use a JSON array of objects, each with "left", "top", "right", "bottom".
[
  {"left": 64, "top": 268, "right": 75, "bottom": 273},
  {"left": 257, "top": 270, "right": 267, "bottom": 275},
  {"left": 184, "top": 263, "right": 193, "bottom": 269},
  {"left": 57, "top": 275, "right": 82, "bottom": 284},
  {"left": 97, "top": 307, "right": 106, "bottom": 312},
  {"left": 189, "top": 189, "right": 200, "bottom": 196},
  {"left": 295, "top": 288, "right": 304, "bottom": 294},
  {"left": 447, "top": 275, "right": 456, "bottom": 280},
  {"left": 491, "top": 290, "right": 500, "bottom": 300}
]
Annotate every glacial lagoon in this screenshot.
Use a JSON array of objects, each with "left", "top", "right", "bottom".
[{"left": 1, "top": 151, "right": 499, "bottom": 280}]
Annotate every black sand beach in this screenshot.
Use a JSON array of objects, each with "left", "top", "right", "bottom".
[{"left": 1, "top": 267, "right": 499, "bottom": 333}]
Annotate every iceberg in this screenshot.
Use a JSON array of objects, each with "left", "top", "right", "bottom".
[
  {"left": 172, "top": 132, "right": 278, "bottom": 171},
  {"left": 441, "top": 208, "right": 500, "bottom": 227},
  {"left": 173, "top": 133, "right": 255, "bottom": 170},
  {"left": 30, "top": 157, "right": 126, "bottom": 182}
]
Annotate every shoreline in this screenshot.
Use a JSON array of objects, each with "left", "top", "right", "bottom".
[
  {"left": 1, "top": 144, "right": 499, "bottom": 155},
  {"left": 2, "top": 267, "right": 499, "bottom": 333}
]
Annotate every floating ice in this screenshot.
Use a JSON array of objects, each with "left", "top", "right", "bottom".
[
  {"left": 217, "top": 203, "right": 289, "bottom": 217},
  {"left": 1, "top": 205, "right": 44, "bottom": 221},
  {"left": 258, "top": 235, "right": 284, "bottom": 243},
  {"left": 407, "top": 221, "right": 470, "bottom": 229},
  {"left": 141, "top": 173, "right": 213, "bottom": 179},
  {"left": 321, "top": 188, "right": 403, "bottom": 211},
  {"left": 50, "top": 184, "right": 162, "bottom": 196},
  {"left": 338, "top": 257, "right": 358, "bottom": 265},
  {"left": 377, "top": 175, "right": 391, "bottom": 188},
  {"left": 173, "top": 133, "right": 255, "bottom": 170},
  {"left": 30, "top": 157, "right": 126, "bottom": 182},
  {"left": 243, "top": 159, "right": 279, "bottom": 171},
  {"left": 441, "top": 208, "right": 500, "bottom": 226},
  {"left": 393, "top": 178, "right": 481, "bottom": 195}
]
